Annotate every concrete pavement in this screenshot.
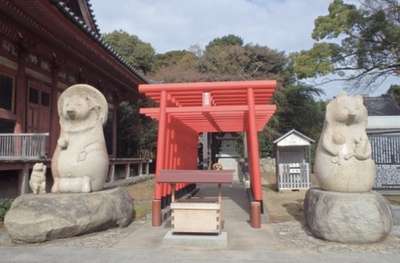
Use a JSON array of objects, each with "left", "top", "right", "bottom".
[
  {"left": 0, "top": 183, "right": 399, "bottom": 263},
  {"left": 1, "top": 247, "right": 399, "bottom": 263}
]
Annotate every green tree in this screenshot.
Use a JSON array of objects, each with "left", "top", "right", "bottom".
[
  {"left": 153, "top": 50, "right": 198, "bottom": 71},
  {"left": 103, "top": 30, "right": 157, "bottom": 157},
  {"left": 105, "top": 32, "right": 326, "bottom": 159},
  {"left": 117, "top": 98, "right": 157, "bottom": 157},
  {"left": 148, "top": 34, "right": 326, "bottom": 158},
  {"left": 293, "top": 0, "right": 400, "bottom": 88},
  {"left": 103, "top": 30, "right": 155, "bottom": 74},
  {"left": 200, "top": 36, "right": 288, "bottom": 82},
  {"left": 205, "top": 34, "right": 244, "bottom": 51},
  {"left": 260, "top": 85, "right": 325, "bottom": 157},
  {"left": 150, "top": 50, "right": 203, "bottom": 82},
  {"left": 387, "top": 84, "right": 400, "bottom": 105}
]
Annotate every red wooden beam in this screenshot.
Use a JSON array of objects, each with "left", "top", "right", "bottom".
[
  {"left": 157, "top": 170, "right": 234, "bottom": 183},
  {"left": 139, "top": 80, "right": 276, "bottom": 93}
]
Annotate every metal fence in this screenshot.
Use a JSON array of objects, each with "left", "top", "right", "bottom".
[
  {"left": 277, "top": 162, "right": 310, "bottom": 191},
  {"left": 0, "top": 133, "right": 48, "bottom": 161},
  {"left": 369, "top": 135, "right": 400, "bottom": 190}
]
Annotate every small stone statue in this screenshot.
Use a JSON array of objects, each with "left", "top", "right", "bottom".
[
  {"left": 212, "top": 163, "right": 223, "bottom": 170},
  {"left": 29, "top": 163, "right": 46, "bottom": 194},
  {"left": 51, "top": 84, "right": 109, "bottom": 193},
  {"left": 314, "top": 92, "right": 376, "bottom": 192}
]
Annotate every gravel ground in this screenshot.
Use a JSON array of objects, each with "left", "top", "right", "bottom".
[
  {"left": 1, "top": 216, "right": 400, "bottom": 254},
  {"left": 0, "top": 217, "right": 149, "bottom": 248},
  {"left": 0, "top": 176, "right": 399, "bottom": 254},
  {"left": 272, "top": 221, "right": 400, "bottom": 254}
]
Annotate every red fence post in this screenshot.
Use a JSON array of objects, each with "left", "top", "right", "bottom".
[
  {"left": 247, "top": 87, "right": 262, "bottom": 227},
  {"left": 153, "top": 90, "right": 167, "bottom": 226}
]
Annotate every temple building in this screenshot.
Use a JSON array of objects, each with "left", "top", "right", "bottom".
[{"left": 0, "top": 0, "right": 147, "bottom": 197}]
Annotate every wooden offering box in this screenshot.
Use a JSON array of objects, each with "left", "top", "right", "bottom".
[
  {"left": 158, "top": 170, "right": 233, "bottom": 234},
  {"left": 171, "top": 199, "right": 221, "bottom": 233}
]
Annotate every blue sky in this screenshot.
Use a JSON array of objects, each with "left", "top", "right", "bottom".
[{"left": 91, "top": 0, "right": 397, "bottom": 99}]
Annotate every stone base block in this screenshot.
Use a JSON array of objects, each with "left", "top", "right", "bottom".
[
  {"left": 392, "top": 205, "right": 400, "bottom": 226},
  {"left": 163, "top": 230, "right": 227, "bottom": 249},
  {"left": 304, "top": 188, "right": 392, "bottom": 243},
  {"left": 4, "top": 187, "right": 133, "bottom": 243},
  {"left": 218, "top": 157, "right": 240, "bottom": 181}
]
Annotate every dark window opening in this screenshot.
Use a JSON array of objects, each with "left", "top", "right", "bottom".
[
  {"left": 0, "top": 119, "right": 15, "bottom": 133},
  {"left": 0, "top": 74, "right": 14, "bottom": 111},
  {"left": 0, "top": 170, "right": 19, "bottom": 198},
  {"left": 29, "top": 87, "right": 39, "bottom": 104},
  {"left": 104, "top": 109, "right": 114, "bottom": 155},
  {"left": 41, "top": 92, "right": 50, "bottom": 106}
]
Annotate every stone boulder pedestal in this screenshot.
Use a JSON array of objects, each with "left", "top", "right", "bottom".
[
  {"left": 4, "top": 187, "right": 133, "bottom": 243},
  {"left": 304, "top": 188, "right": 392, "bottom": 243}
]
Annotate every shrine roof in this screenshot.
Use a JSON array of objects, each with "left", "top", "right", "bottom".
[
  {"left": 50, "top": 0, "right": 147, "bottom": 84},
  {"left": 273, "top": 129, "right": 315, "bottom": 146}
]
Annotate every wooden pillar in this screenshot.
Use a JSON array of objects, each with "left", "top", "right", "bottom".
[
  {"left": 153, "top": 90, "right": 167, "bottom": 226},
  {"left": 112, "top": 102, "right": 118, "bottom": 157},
  {"left": 247, "top": 87, "right": 262, "bottom": 201},
  {"left": 162, "top": 115, "right": 171, "bottom": 204},
  {"left": 247, "top": 88, "right": 262, "bottom": 228},
  {"left": 250, "top": 201, "right": 261, "bottom": 228},
  {"left": 246, "top": 131, "right": 252, "bottom": 180},
  {"left": 49, "top": 67, "right": 59, "bottom": 155},
  {"left": 14, "top": 52, "right": 27, "bottom": 133}
]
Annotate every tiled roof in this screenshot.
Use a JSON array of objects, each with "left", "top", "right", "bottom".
[
  {"left": 82, "top": 0, "right": 100, "bottom": 34},
  {"left": 50, "top": 0, "right": 147, "bottom": 83},
  {"left": 364, "top": 95, "right": 400, "bottom": 116}
]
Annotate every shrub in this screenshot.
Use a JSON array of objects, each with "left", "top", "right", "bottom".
[{"left": 0, "top": 199, "right": 12, "bottom": 221}]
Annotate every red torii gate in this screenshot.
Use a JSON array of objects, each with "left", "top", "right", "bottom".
[{"left": 139, "top": 80, "right": 277, "bottom": 227}]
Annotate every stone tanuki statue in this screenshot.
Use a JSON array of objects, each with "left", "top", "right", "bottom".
[
  {"left": 5, "top": 85, "right": 133, "bottom": 243},
  {"left": 29, "top": 162, "right": 46, "bottom": 194},
  {"left": 314, "top": 92, "right": 376, "bottom": 192},
  {"left": 304, "top": 92, "right": 392, "bottom": 244},
  {"left": 51, "top": 84, "right": 109, "bottom": 193}
]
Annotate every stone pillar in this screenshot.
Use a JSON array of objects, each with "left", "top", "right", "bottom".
[
  {"left": 138, "top": 162, "right": 143, "bottom": 176},
  {"left": 243, "top": 132, "right": 248, "bottom": 159},
  {"left": 18, "top": 164, "right": 30, "bottom": 194},
  {"left": 202, "top": 133, "right": 208, "bottom": 169},
  {"left": 109, "top": 164, "right": 115, "bottom": 183}
]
